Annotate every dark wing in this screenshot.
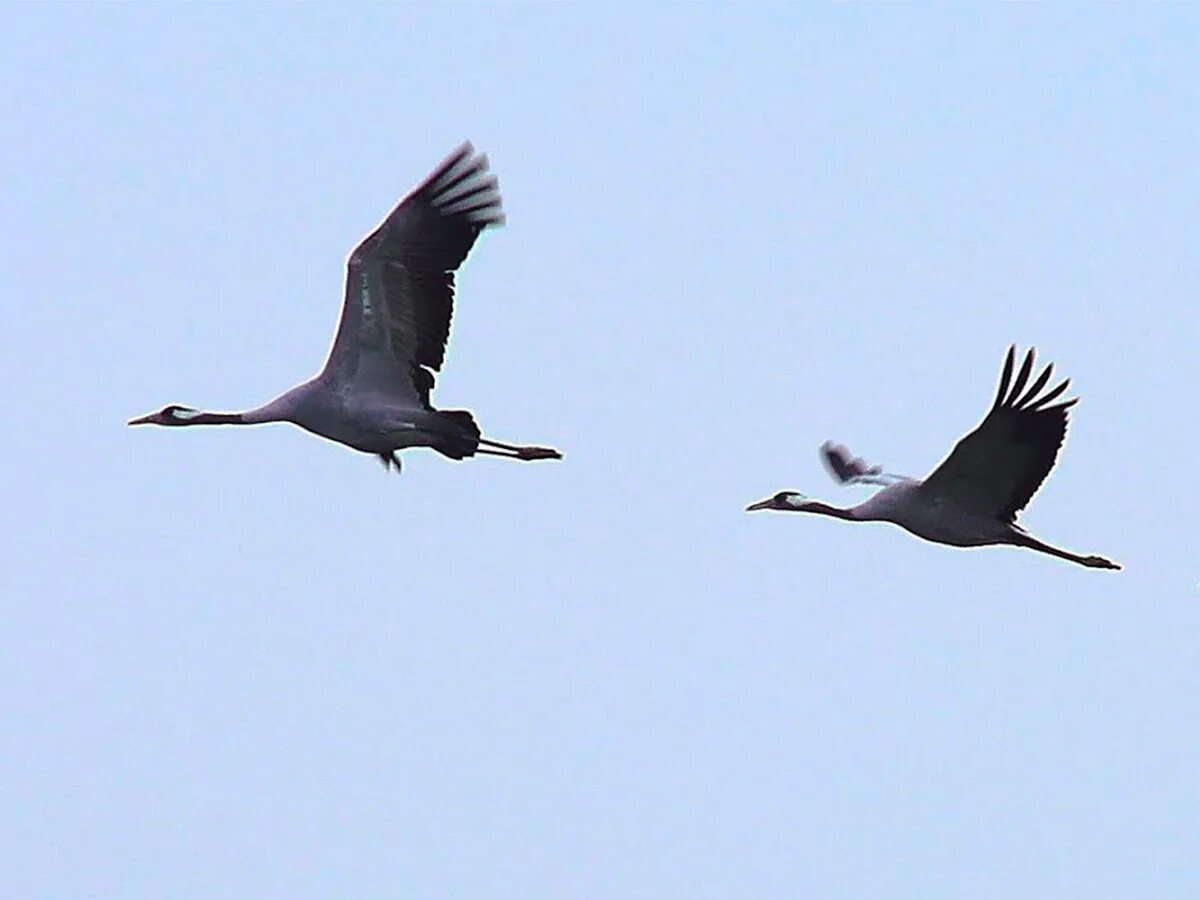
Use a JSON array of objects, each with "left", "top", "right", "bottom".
[
  {"left": 920, "top": 346, "right": 1077, "bottom": 522},
  {"left": 320, "top": 142, "right": 504, "bottom": 403},
  {"left": 820, "top": 440, "right": 884, "bottom": 484}
]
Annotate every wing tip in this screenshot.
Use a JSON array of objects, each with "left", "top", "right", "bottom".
[
  {"left": 992, "top": 345, "right": 1017, "bottom": 411},
  {"left": 994, "top": 345, "right": 1081, "bottom": 412}
]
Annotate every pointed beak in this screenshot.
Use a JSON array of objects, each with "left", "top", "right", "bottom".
[
  {"left": 745, "top": 498, "right": 776, "bottom": 512},
  {"left": 127, "top": 412, "right": 156, "bottom": 426}
]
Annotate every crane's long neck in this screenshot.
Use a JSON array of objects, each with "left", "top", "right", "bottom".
[
  {"left": 131, "top": 394, "right": 298, "bottom": 428},
  {"left": 179, "top": 411, "right": 251, "bottom": 425},
  {"left": 794, "top": 500, "right": 859, "bottom": 520},
  {"left": 174, "top": 400, "right": 292, "bottom": 426},
  {"left": 238, "top": 402, "right": 292, "bottom": 424}
]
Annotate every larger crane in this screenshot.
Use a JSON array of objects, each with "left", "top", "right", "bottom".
[
  {"left": 746, "top": 347, "right": 1120, "bottom": 570},
  {"left": 129, "top": 143, "right": 561, "bottom": 473}
]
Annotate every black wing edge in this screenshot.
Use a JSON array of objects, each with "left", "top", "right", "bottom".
[
  {"left": 991, "top": 345, "right": 1078, "bottom": 416},
  {"left": 990, "top": 345, "right": 1080, "bottom": 520},
  {"left": 413, "top": 141, "right": 506, "bottom": 232},
  {"left": 376, "top": 142, "right": 506, "bottom": 377}
]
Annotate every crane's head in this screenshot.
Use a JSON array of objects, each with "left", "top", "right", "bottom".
[
  {"left": 127, "top": 404, "right": 202, "bottom": 426},
  {"left": 745, "top": 490, "right": 807, "bottom": 512}
]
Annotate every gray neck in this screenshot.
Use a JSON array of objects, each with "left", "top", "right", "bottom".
[
  {"left": 794, "top": 499, "right": 859, "bottom": 521},
  {"left": 238, "top": 402, "right": 291, "bottom": 425},
  {"left": 184, "top": 411, "right": 248, "bottom": 425},
  {"left": 240, "top": 384, "right": 313, "bottom": 425},
  {"left": 181, "top": 398, "right": 294, "bottom": 426},
  {"left": 237, "top": 390, "right": 306, "bottom": 425}
]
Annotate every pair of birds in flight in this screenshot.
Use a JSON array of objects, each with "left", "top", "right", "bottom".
[{"left": 129, "top": 143, "right": 1119, "bottom": 571}]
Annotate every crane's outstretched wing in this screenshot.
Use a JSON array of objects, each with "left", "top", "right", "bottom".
[
  {"left": 321, "top": 142, "right": 505, "bottom": 405},
  {"left": 920, "top": 346, "right": 1077, "bottom": 522}
]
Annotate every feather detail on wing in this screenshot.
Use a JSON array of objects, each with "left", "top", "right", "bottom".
[
  {"left": 920, "top": 346, "right": 1078, "bottom": 522},
  {"left": 322, "top": 142, "right": 504, "bottom": 403}
]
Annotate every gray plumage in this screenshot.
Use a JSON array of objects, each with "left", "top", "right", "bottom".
[
  {"left": 129, "top": 143, "right": 561, "bottom": 472},
  {"left": 747, "top": 347, "right": 1119, "bottom": 570}
]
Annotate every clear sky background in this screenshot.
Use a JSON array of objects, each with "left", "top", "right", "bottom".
[{"left": 4, "top": 6, "right": 1198, "bottom": 899}]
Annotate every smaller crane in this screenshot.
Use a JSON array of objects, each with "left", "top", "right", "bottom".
[
  {"left": 128, "top": 143, "right": 561, "bottom": 474},
  {"left": 746, "top": 347, "right": 1120, "bottom": 570}
]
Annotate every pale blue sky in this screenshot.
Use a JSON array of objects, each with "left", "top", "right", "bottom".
[{"left": 4, "top": 5, "right": 1199, "bottom": 899}]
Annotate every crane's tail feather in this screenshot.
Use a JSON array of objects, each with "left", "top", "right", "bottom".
[{"left": 433, "top": 410, "right": 481, "bottom": 460}]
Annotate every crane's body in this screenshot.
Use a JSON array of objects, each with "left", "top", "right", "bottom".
[
  {"left": 847, "top": 480, "right": 1014, "bottom": 546},
  {"left": 784, "top": 478, "right": 1037, "bottom": 546},
  {"left": 129, "top": 143, "right": 560, "bottom": 473},
  {"left": 747, "top": 348, "right": 1120, "bottom": 570},
  {"left": 188, "top": 381, "right": 472, "bottom": 456}
]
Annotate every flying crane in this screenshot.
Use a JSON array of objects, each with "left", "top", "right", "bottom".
[
  {"left": 129, "top": 143, "right": 561, "bottom": 473},
  {"left": 746, "top": 347, "right": 1120, "bottom": 570}
]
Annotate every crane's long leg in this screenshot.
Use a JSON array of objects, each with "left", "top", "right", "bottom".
[
  {"left": 477, "top": 438, "right": 562, "bottom": 460},
  {"left": 1011, "top": 531, "right": 1120, "bottom": 570},
  {"left": 475, "top": 447, "right": 520, "bottom": 458}
]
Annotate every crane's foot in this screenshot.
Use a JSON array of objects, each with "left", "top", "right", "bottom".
[
  {"left": 477, "top": 437, "right": 562, "bottom": 461},
  {"left": 377, "top": 452, "right": 402, "bottom": 473},
  {"left": 1084, "top": 555, "right": 1120, "bottom": 570},
  {"left": 514, "top": 445, "right": 562, "bottom": 461}
]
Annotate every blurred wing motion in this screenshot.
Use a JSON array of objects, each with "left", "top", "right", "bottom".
[
  {"left": 920, "top": 346, "right": 1076, "bottom": 522},
  {"left": 820, "top": 441, "right": 883, "bottom": 483},
  {"left": 820, "top": 440, "right": 905, "bottom": 486}
]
